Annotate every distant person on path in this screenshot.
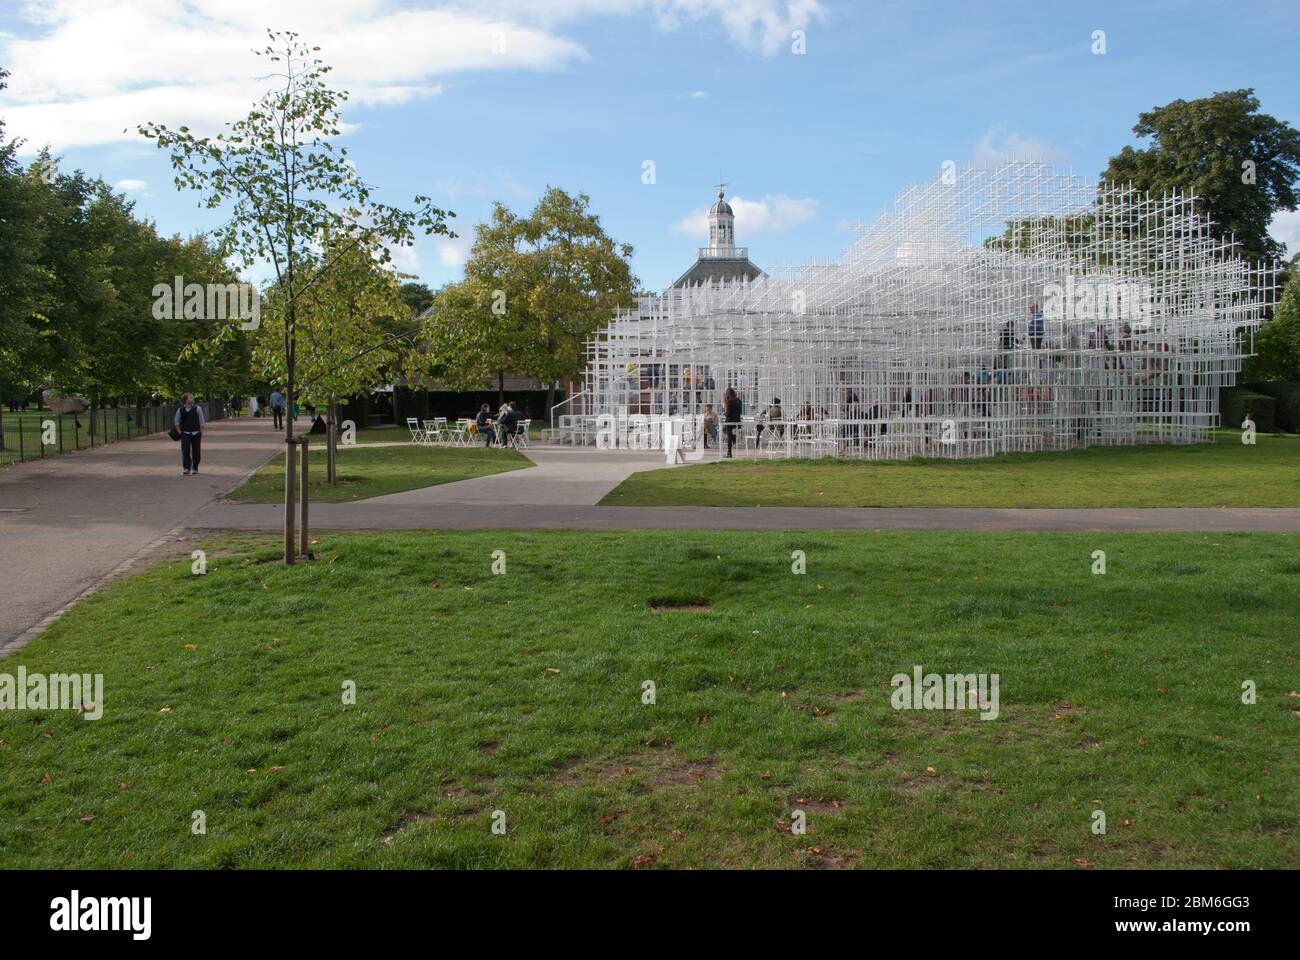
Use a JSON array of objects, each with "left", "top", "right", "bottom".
[
  {"left": 722, "top": 387, "right": 741, "bottom": 459},
  {"left": 269, "top": 389, "right": 284, "bottom": 430},
  {"left": 248, "top": 395, "right": 259, "bottom": 418},
  {"left": 174, "top": 393, "right": 205, "bottom": 476}
]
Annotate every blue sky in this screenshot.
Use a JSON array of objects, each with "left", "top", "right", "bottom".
[{"left": 2, "top": 0, "right": 1297, "bottom": 291}]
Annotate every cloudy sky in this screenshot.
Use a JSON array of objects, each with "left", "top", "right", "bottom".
[{"left": 1, "top": 0, "right": 1297, "bottom": 290}]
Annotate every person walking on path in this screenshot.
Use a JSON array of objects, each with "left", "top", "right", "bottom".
[
  {"left": 269, "top": 389, "right": 284, "bottom": 430},
  {"left": 175, "top": 394, "right": 205, "bottom": 475},
  {"left": 723, "top": 387, "right": 742, "bottom": 459}
]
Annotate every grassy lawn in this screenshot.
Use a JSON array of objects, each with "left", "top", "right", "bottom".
[
  {"left": 0, "top": 406, "right": 171, "bottom": 466},
  {"left": 602, "top": 434, "right": 1300, "bottom": 508},
  {"left": 1, "top": 529, "right": 1295, "bottom": 869},
  {"left": 228, "top": 444, "right": 531, "bottom": 502}
]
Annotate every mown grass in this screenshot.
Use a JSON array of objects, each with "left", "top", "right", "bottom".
[
  {"left": 1, "top": 530, "right": 1296, "bottom": 869},
  {"left": 601, "top": 434, "right": 1300, "bottom": 508},
  {"left": 228, "top": 444, "right": 531, "bottom": 502}
]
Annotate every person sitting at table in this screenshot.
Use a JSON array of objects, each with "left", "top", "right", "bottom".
[
  {"left": 755, "top": 397, "right": 784, "bottom": 447},
  {"left": 497, "top": 401, "right": 522, "bottom": 445},
  {"left": 702, "top": 404, "right": 719, "bottom": 448},
  {"left": 475, "top": 403, "right": 494, "bottom": 446}
]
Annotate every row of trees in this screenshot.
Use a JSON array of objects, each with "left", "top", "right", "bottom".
[{"left": 0, "top": 73, "right": 249, "bottom": 408}]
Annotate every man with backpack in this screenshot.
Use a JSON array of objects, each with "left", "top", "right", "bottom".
[{"left": 174, "top": 394, "right": 205, "bottom": 476}]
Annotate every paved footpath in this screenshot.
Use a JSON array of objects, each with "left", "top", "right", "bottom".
[
  {"left": 0, "top": 417, "right": 283, "bottom": 653},
  {"left": 8, "top": 437, "right": 1300, "bottom": 654},
  {"left": 188, "top": 444, "right": 1300, "bottom": 533}
]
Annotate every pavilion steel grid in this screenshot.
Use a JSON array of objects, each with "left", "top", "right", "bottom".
[{"left": 575, "top": 162, "right": 1277, "bottom": 459}]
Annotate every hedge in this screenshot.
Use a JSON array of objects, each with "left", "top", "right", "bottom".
[
  {"left": 1220, "top": 387, "right": 1275, "bottom": 433},
  {"left": 1245, "top": 381, "right": 1300, "bottom": 433}
]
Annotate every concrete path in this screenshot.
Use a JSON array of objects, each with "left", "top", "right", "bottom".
[
  {"left": 186, "top": 443, "right": 1300, "bottom": 533},
  {"left": 366, "top": 445, "right": 673, "bottom": 506},
  {"left": 0, "top": 417, "right": 283, "bottom": 653}
]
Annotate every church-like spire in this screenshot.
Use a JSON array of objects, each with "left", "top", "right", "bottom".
[{"left": 707, "top": 182, "right": 736, "bottom": 254}]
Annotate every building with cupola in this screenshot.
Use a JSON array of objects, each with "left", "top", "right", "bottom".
[{"left": 671, "top": 184, "right": 765, "bottom": 289}]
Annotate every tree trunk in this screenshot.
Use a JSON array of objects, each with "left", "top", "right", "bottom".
[
  {"left": 497, "top": 370, "right": 505, "bottom": 407},
  {"left": 327, "top": 400, "right": 338, "bottom": 484},
  {"left": 284, "top": 300, "right": 297, "bottom": 566}
]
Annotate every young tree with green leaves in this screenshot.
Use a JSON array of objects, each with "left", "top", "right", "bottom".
[
  {"left": 140, "top": 30, "right": 453, "bottom": 562},
  {"left": 255, "top": 229, "right": 408, "bottom": 483}
]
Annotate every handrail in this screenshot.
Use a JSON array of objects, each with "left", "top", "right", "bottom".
[{"left": 550, "top": 389, "right": 588, "bottom": 426}]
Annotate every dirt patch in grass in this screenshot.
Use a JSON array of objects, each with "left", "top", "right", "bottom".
[
  {"left": 791, "top": 795, "right": 847, "bottom": 815},
  {"left": 559, "top": 751, "right": 720, "bottom": 788},
  {"left": 648, "top": 597, "right": 712, "bottom": 613}
]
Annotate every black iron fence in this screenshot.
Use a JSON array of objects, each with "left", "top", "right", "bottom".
[{"left": 0, "top": 400, "right": 228, "bottom": 467}]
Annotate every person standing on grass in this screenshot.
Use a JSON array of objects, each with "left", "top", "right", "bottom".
[
  {"left": 175, "top": 393, "right": 205, "bottom": 476},
  {"left": 269, "top": 388, "right": 284, "bottom": 430}
]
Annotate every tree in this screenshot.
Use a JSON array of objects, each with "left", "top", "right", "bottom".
[
  {"left": 1102, "top": 89, "right": 1300, "bottom": 265},
  {"left": 398, "top": 281, "right": 435, "bottom": 316},
  {"left": 140, "top": 31, "right": 453, "bottom": 562},
  {"left": 255, "top": 229, "right": 408, "bottom": 483},
  {"left": 1248, "top": 266, "right": 1300, "bottom": 382},
  {"left": 427, "top": 187, "right": 635, "bottom": 418}
]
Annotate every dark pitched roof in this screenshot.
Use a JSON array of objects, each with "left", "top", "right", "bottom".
[{"left": 671, "top": 256, "right": 765, "bottom": 289}]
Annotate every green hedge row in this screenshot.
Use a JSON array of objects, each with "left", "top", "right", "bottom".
[
  {"left": 1245, "top": 381, "right": 1300, "bottom": 433},
  {"left": 1220, "top": 387, "right": 1275, "bottom": 433}
]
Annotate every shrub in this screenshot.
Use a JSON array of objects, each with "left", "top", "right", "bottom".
[
  {"left": 1220, "top": 387, "right": 1275, "bottom": 433},
  {"left": 1246, "top": 381, "right": 1300, "bottom": 433}
]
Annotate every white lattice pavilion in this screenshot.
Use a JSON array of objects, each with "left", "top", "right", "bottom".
[{"left": 562, "top": 162, "right": 1276, "bottom": 459}]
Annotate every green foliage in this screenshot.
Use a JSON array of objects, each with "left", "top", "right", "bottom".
[
  {"left": 138, "top": 30, "right": 453, "bottom": 430},
  {"left": 1102, "top": 89, "right": 1300, "bottom": 264},
  {"left": 1245, "top": 269, "right": 1300, "bottom": 382},
  {"left": 425, "top": 187, "right": 635, "bottom": 395},
  {"left": 398, "top": 282, "right": 435, "bottom": 316},
  {"left": 1245, "top": 380, "right": 1300, "bottom": 432},
  {"left": 1220, "top": 387, "right": 1275, "bottom": 433},
  {"left": 254, "top": 230, "right": 408, "bottom": 408},
  {"left": 0, "top": 136, "right": 243, "bottom": 398}
]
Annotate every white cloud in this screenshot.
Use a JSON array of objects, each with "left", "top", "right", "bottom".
[
  {"left": 436, "top": 233, "right": 473, "bottom": 267},
  {"left": 0, "top": 0, "right": 825, "bottom": 153},
  {"left": 675, "top": 194, "right": 819, "bottom": 237},
  {"left": 972, "top": 127, "right": 1071, "bottom": 167},
  {"left": 1269, "top": 209, "right": 1300, "bottom": 258},
  {"left": 115, "top": 178, "right": 147, "bottom": 191},
  {"left": 473, "top": 0, "right": 827, "bottom": 56}
]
